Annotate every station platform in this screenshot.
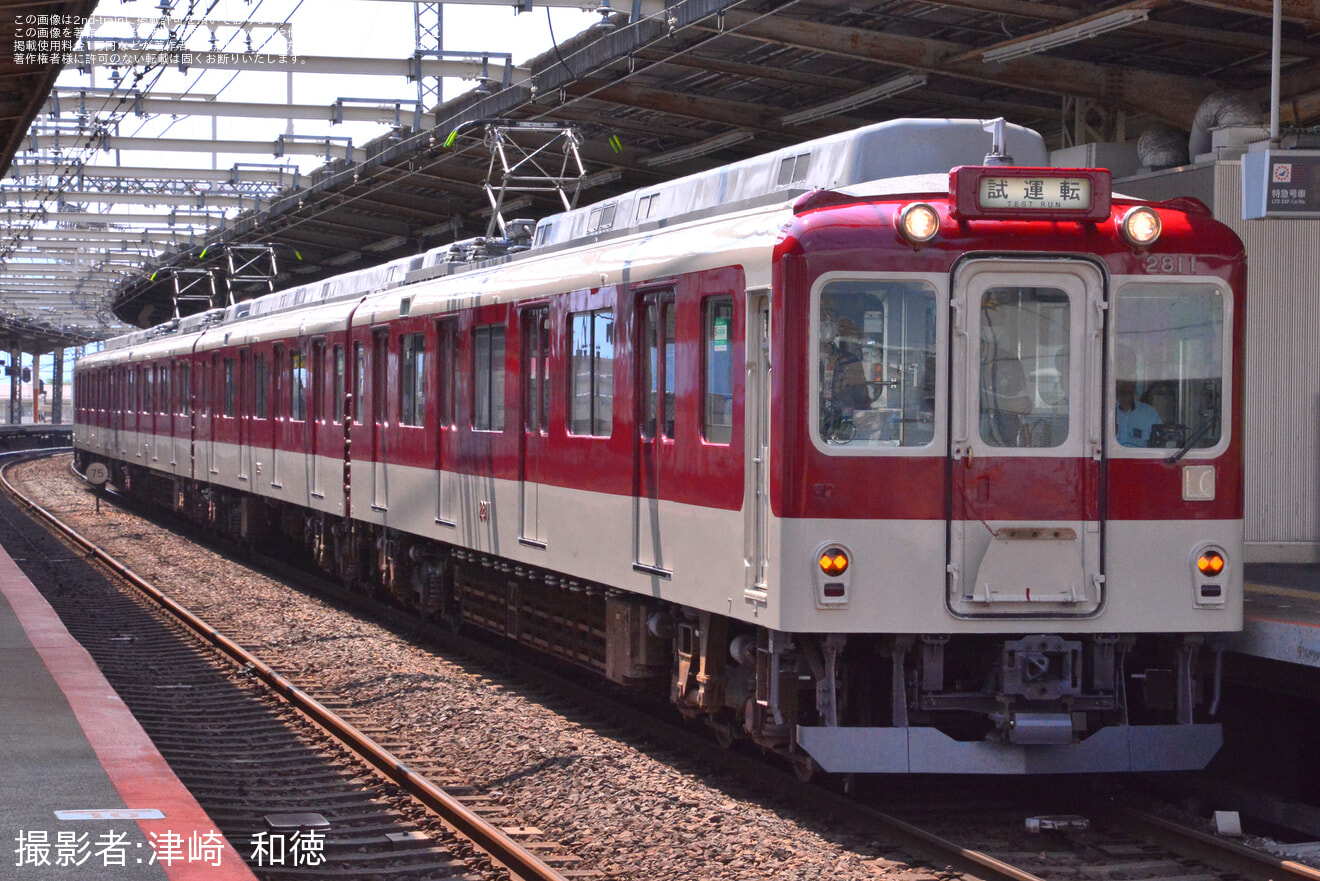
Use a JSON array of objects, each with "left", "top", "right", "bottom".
[
  {"left": 0, "top": 543, "right": 256, "bottom": 880},
  {"left": 1233, "top": 564, "right": 1320, "bottom": 667},
  {"left": 0, "top": 424, "right": 71, "bottom": 452}
]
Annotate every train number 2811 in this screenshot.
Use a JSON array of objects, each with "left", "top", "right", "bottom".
[{"left": 1144, "top": 254, "right": 1198, "bottom": 274}]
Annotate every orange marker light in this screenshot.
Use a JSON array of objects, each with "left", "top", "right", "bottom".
[
  {"left": 819, "top": 549, "right": 849, "bottom": 577},
  {"left": 1197, "top": 551, "right": 1225, "bottom": 576}
]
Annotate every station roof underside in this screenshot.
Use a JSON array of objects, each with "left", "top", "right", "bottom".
[
  {"left": 2, "top": 0, "right": 101, "bottom": 351},
  {"left": 3, "top": 0, "right": 1320, "bottom": 339}
]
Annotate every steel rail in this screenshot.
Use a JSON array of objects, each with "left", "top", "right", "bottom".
[
  {"left": 1093, "top": 801, "right": 1320, "bottom": 881},
  {"left": 1, "top": 454, "right": 570, "bottom": 881}
]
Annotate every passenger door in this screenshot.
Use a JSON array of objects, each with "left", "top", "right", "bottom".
[
  {"left": 634, "top": 288, "right": 676, "bottom": 577},
  {"left": 238, "top": 349, "right": 251, "bottom": 483},
  {"left": 371, "top": 329, "right": 389, "bottom": 511},
  {"left": 948, "top": 260, "right": 1106, "bottom": 617},
  {"left": 309, "top": 339, "right": 325, "bottom": 498},
  {"left": 519, "top": 306, "right": 550, "bottom": 547},
  {"left": 745, "top": 291, "right": 771, "bottom": 595}
]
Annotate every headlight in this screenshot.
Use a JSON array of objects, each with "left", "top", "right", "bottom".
[
  {"left": 1119, "top": 205, "right": 1162, "bottom": 247},
  {"left": 898, "top": 203, "right": 940, "bottom": 244}
]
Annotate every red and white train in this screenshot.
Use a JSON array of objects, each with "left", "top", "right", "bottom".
[{"left": 74, "top": 118, "right": 1245, "bottom": 774}]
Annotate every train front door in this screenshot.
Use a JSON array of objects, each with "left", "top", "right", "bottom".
[
  {"left": 948, "top": 260, "right": 1106, "bottom": 617},
  {"left": 634, "top": 288, "right": 675, "bottom": 577}
]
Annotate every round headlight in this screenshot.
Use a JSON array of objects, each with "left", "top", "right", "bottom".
[
  {"left": 1197, "top": 550, "right": 1226, "bottom": 576},
  {"left": 898, "top": 203, "right": 940, "bottom": 244},
  {"left": 1120, "top": 205, "right": 1162, "bottom": 247},
  {"left": 819, "top": 547, "right": 850, "bottom": 577}
]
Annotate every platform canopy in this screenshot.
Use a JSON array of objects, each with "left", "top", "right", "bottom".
[{"left": 2, "top": 0, "right": 1319, "bottom": 338}]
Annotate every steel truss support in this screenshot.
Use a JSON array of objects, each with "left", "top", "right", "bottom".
[
  {"left": 1062, "top": 96, "right": 1127, "bottom": 148},
  {"left": 480, "top": 122, "right": 586, "bottom": 236},
  {"left": 167, "top": 268, "right": 222, "bottom": 317},
  {"left": 224, "top": 244, "right": 279, "bottom": 300},
  {"left": 415, "top": 2, "right": 443, "bottom": 124}
]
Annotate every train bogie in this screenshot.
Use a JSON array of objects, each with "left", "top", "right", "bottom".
[{"left": 75, "top": 118, "right": 1245, "bottom": 774}]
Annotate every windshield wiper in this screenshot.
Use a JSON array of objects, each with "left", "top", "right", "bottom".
[{"left": 1166, "top": 413, "right": 1217, "bottom": 464}]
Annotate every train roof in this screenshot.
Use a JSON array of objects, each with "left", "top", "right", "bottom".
[
  {"left": 531, "top": 118, "right": 1045, "bottom": 250},
  {"left": 95, "top": 118, "right": 1048, "bottom": 355}
]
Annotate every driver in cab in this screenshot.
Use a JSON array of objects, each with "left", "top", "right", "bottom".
[{"left": 1116, "top": 379, "right": 1161, "bottom": 447}]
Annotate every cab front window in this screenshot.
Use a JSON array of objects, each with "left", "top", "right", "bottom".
[
  {"left": 816, "top": 279, "right": 937, "bottom": 448},
  {"left": 1113, "top": 283, "right": 1226, "bottom": 452}
]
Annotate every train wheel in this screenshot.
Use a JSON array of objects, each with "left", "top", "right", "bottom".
[
  {"left": 791, "top": 753, "right": 820, "bottom": 783},
  {"left": 710, "top": 719, "right": 737, "bottom": 750}
]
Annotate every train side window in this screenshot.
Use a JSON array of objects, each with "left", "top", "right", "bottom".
[
  {"left": 372, "top": 332, "right": 389, "bottom": 427},
  {"left": 291, "top": 350, "right": 308, "bottom": 422},
  {"left": 254, "top": 354, "right": 268, "bottom": 419},
  {"left": 702, "top": 296, "right": 734, "bottom": 444},
  {"left": 331, "top": 346, "right": 345, "bottom": 424},
  {"left": 1113, "top": 283, "right": 1226, "bottom": 451},
  {"left": 436, "top": 321, "right": 456, "bottom": 428},
  {"left": 180, "top": 363, "right": 191, "bottom": 416},
  {"left": 400, "top": 332, "right": 426, "bottom": 427},
  {"left": 473, "top": 324, "right": 506, "bottom": 432},
  {"left": 569, "top": 308, "right": 614, "bottom": 437},
  {"left": 311, "top": 342, "right": 326, "bottom": 424},
  {"left": 159, "top": 366, "right": 169, "bottom": 416},
  {"left": 523, "top": 308, "right": 550, "bottom": 434},
  {"left": 353, "top": 342, "right": 366, "bottom": 426},
  {"left": 640, "top": 294, "right": 676, "bottom": 440},
  {"left": 273, "top": 347, "right": 284, "bottom": 420},
  {"left": 223, "top": 358, "right": 236, "bottom": 417},
  {"left": 816, "top": 279, "right": 938, "bottom": 449}
]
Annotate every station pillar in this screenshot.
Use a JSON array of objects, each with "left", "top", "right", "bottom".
[
  {"left": 52, "top": 347, "right": 64, "bottom": 425},
  {"left": 7, "top": 347, "right": 19, "bottom": 425}
]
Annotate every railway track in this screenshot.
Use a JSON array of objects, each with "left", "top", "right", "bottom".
[
  {"left": 0, "top": 450, "right": 579, "bottom": 881},
  {"left": 7, "top": 449, "right": 1320, "bottom": 881}
]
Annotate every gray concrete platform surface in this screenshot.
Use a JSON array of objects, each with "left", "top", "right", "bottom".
[{"left": 0, "top": 542, "right": 255, "bottom": 881}]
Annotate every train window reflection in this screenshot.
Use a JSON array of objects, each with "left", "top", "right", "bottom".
[
  {"left": 290, "top": 351, "right": 308, "bottom": 422},
  {"left": 816, "top": 279, "right": 937, "bottom": 448},
  {"left": 569, "top": 309, "right": 614, "bottom": 437},
  {"left": 254, "top": 355, "right": 268, "bottom": 419},
  {"left": 703, "top": 296, "right": 734, "bottom": 444},
  {"left": 474, "top": 325, "right": 507, "bottom": 432},
  {"left": 400, "top": 332, "right": 426, "bottom": 427},
  {"left": 979, "top": 287, "right": 1070, "bottom": 449},
  {"left": 1114, "top": 284, "right": 1225, "bottom": 451}
]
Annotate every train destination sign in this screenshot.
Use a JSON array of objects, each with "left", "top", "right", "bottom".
[
  {"left": 978, "top": 175, "right": 1092, "bottom": 211},
  {"left": 1242, "top": 149, "right": 1320, "bottom": 219},
  {"left": 950, "top": 166, "right": 1111, "bottom": 221}
]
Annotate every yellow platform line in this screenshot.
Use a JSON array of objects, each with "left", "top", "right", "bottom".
[{"left": 1245, "top": 582, "right": 1320, "bottom": 601}]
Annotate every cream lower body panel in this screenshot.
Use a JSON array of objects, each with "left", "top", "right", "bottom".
[
  {"left": 73, "top": 437, "right": 1243, "bottom": 637},
  {"left": 777, "top": 516, "right": 1242, "bottom": 634}
]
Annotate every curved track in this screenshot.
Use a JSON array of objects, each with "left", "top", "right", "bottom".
[{"left": 0, "top": 450, "right": 573, "bottom": 881}]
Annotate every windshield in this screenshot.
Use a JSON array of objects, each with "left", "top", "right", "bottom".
[
  {"left": 816, "top": 279, "right": 937, "bottom": 448},
  {"left": 1113, "top": 283, "right": 1225, "bottom": 451}
]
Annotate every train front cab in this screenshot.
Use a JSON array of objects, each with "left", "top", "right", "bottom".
[{"left": 775, "top": 171, "right": 1244, "bottom": 774}]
